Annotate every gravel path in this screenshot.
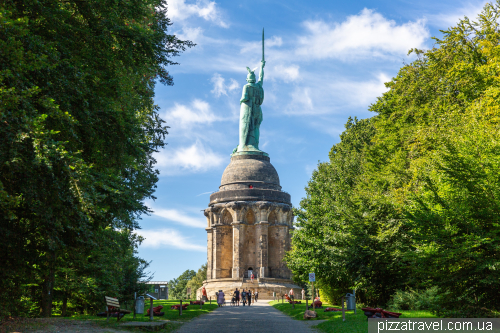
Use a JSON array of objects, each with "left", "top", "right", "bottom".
[{"left": 172, "top": 301, "right": 322, "bottom": 333}]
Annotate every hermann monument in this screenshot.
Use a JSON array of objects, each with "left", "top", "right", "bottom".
[{"left": 198, "top": 29, "right": 301, "bottom": 300}]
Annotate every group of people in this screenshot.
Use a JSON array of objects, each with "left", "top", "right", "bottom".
[
  {"left": 231, "top": 288, "right": 258, "bottom": 306},
  {"left": 289, "top": 288, "right": 306, "bottom": 300},
  {"left": 211, "top": 287, "right": 307, "bottom": 307},
  {"left": 216, "top": 288, "right": 258, "bottom": 307}
]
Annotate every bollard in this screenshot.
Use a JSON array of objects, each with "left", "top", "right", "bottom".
[
  {"left": 353, "top": 289, "right": 357, "bottom": 314},
  {"left": 133, "top": 292, "right": 136, "bottom": 319},
  {"left": 306, "top": 298, "right": 308, "bottom": 310},
  {"left": 180, "top": 299, "right": 182, "bottom": 316},
  {"left": 342, "top": 296, "right": 345, "bottom": 322},
  {"left": 149, "top": 298, "right": 154, "bottom": 321}
]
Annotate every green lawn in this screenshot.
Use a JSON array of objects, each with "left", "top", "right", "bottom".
[
  {"left": 54, "top": 299, "right": 218, "bottom": 332},
  {"left": 269, "top": 301, "right": 437, "bottom": 333}
]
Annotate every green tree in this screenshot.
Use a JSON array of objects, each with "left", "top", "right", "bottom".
[
  {"left": 288, "top": 1, "right": 500, "bottom": 314},
  {"left": 0, "top": 0, "right": 193, "bottom": 317},
  {"left": 169, "top": 270, "right": 196, "bottom": 300},
  {"left": 186, "top": 264, "right": 207, "bottom": 298},
  {"left": 287, "top": 117, "right": 411, "bottom": 306},
  {"left": 366, "top": 3, "right": 500, "bottom": 315}
]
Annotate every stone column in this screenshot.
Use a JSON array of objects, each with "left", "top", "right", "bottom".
[
  {"left": 232, "top": 221, "right": 242, "bottom": 278},
  {"left": 256, "top": 221, "right": 269, "bottom": 278},
  {"left": 212, "top": 226, "right": 220, "bottom": 279},
  {"left": 206, "top": 227, "right": 213, "bottom": 280},
  {"left": 275, "top": 225, "right": 290, "bottom": 279}
]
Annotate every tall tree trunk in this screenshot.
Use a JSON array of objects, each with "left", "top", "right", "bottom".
[
  {"left": 40, "top": 252, "right": 56, "bottom": 317},
  {"left": 61, "top": 292, "right": 68, "bottom": 317}
]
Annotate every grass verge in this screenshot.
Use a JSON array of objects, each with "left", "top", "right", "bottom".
[
  {"left": 269, "top": 300, "right": 437, "bottom": 333},
  {"left": 49, "top": 299, "right": 218, "bottom": 332},
  {"left": 61, "top": 299, "right": 218, "bottom": 323}
]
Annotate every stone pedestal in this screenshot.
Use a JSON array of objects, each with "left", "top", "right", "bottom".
[{"left": 200, "top": 154, "right": 297, "bottom": 299}]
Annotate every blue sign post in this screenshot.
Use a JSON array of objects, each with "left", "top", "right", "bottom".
[{"left": 309, "top": 273, "right": 316, "bottom": 311}]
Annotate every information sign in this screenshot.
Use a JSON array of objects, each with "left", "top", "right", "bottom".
[{"left": 309, "top": 273, "right": 315, "bottom": 282}]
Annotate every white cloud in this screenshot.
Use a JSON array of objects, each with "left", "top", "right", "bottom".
[
  {"left": 136, "top": 228, "right": 206, "bottom": 251},
  {"left": 166, "top": 99, "right": 220, "bottom": 128},
  {"left": 151, "top": 208, "right": 206, "bottom": 228},
  {"left": 168, "top": 0, "right": 227, "bottom": 27},
  {"left": 267, "top": 36, "right": 283, "bottom": 47},
  {"left": 211, "top": 73, "right": 225, "bottom": 97},
  {"left": 176, "top": 27, "right": 204, "bottom": 43},
  {"left": 330, "top": 72, "right": 390, "bottom": 108},
  {"left": 283, "top": 72, "right": 390, "bottom": 116},
  {"left": 196, "top": 191, "right": 213, "bottom": 196},
  {"left": 296, "top": 8, "right": 429, "bottom": 60},
  {"left": 286, "top": 87, "right": 313, "bottom": 114},
  {"left": 240, "top": 36, "right": 283, "bottom": 55},
  {"left": 228, "top": 78, "right": 239, "bottom": 91},
  {"left": 210, "top": 74, "right": 240, "bottom": 97},
  {"left": 155, "top": 140, "right": 225, "bottom": 174},
  {"left": 273, "top": 64, "right": 300, "bottom": 82}
]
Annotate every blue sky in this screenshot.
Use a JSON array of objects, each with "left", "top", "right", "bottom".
[{"left": 136, "top": 0, "right": 488, "bottom": 281}]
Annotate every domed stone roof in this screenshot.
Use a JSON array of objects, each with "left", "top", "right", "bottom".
[
  {"left": 220, "top": 155, "right": 280, "bottom": 191},
  {"left": 209, "top": 154, "right": 291, "bottom": 205}
]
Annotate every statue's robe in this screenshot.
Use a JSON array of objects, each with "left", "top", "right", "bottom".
[{"left": 238, "top": 80, "right": 264, "bottom": 151}]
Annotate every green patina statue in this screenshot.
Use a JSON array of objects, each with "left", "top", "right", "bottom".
[{"left": 232, "top": 29, "right": 268, "bottom": 157}]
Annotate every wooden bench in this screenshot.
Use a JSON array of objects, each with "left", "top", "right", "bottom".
[{"left": 105, "top": 296, "right": 132, "bottom": 322}]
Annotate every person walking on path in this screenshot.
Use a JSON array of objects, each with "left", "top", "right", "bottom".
[
  {"left": 241, "top": 289, "right": 247, "bottom": 306},
  {"left": 301, "top": 288, "right": 305, "bottom": 300},
  {"left": 254, "top": 291, "right": 258, "bottom": 302},
  {"left": 247, "top": 290, "right": 252, "bottom": 306},
  {"left": 217, "top": 290, "right": 225, "bottom": 307},
  {"left": 234, "top": 288, "right": 240, "bottom": 306}
]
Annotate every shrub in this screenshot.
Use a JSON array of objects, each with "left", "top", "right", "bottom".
[{"left": 387, "top": 287, "right": 439, "bottom": 311}]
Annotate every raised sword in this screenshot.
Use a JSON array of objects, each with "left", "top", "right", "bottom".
[{"left": 262, "top": 28, "right": 265, "bottom": 62}]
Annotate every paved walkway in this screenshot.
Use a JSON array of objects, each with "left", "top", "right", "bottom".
[{"left": 172, "top": 301, "right": 323, "bottom": 333}]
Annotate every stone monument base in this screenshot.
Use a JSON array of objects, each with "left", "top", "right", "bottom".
[{"left": 196, "top": 278, "right": 302, "bottom": 301}]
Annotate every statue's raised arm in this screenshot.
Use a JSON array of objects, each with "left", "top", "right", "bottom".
[{"left": 258, "top": 60, "right": 265, "bottom": 85}]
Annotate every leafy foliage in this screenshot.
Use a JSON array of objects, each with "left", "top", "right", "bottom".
[
  {"left": 186, "top": 264, "right": 207, "bottom": 298},
  {"left": 0, "top": 0, "right": 193, "bottom": 317},
  {"left": 287, "top": 2, "right": 500, "bottom": 315},
  {"left": 387, "top": 287, "right": 439, "bottom": 311},
  {"left": 169, "top": 270, "right": 196, "bottom": 300}
]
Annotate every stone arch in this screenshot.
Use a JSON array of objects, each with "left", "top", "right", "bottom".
[
  {"left": 204, "top": 209, "right": 211, "bottom": 228},
  {"left": 221, "top": 209, "right": 233, "bottom": 225},
  {"left": 268, "top": 210, "right": 278, "bottom": 225},
  {"left": 215, "top": 224, "right": 233, "bottom": 278},
  {"left": 245, "top": 209, "right": 255, "bottom": 225},
  {"left": 210, "top": 205, "right": 222, "bottom": 225}
]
